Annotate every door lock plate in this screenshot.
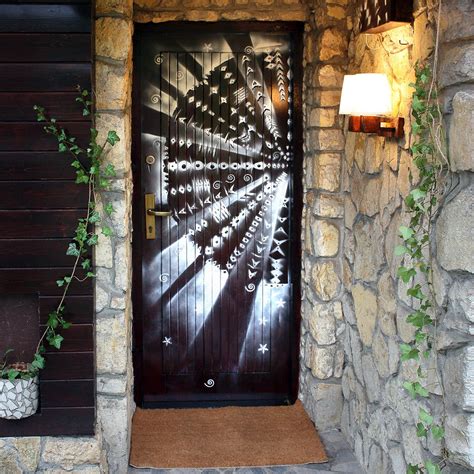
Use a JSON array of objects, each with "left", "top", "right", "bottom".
[{"left": 145, "top": 193, "right": 156, "bottom": 240}]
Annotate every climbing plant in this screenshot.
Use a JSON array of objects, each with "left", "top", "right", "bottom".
[
  {"left": 397, "top": 62, "right": 448, "bottom": 474},
  {"left": 1, "top": 88, "right": 119, "bottom": 381}
]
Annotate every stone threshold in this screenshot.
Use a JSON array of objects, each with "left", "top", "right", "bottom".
[{"left": 128, "top": 430, "right": 364, "bottom": 474}]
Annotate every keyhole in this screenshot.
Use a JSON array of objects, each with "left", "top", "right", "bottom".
[{"left": 148, "top": 226, "right": 153, "bottom": 234}]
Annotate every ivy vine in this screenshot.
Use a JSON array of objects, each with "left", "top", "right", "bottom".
[
  {"left": 1, "top": 88, "right": 119, "bottom": 381},
  {"left": 397, "top": 63, "right": 448, "bottom": 474}
]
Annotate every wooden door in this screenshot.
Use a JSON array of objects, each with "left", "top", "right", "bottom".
[{"left": 133, "top": 23, "right": 303, "bottom": 407}]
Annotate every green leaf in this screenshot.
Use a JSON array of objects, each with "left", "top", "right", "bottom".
[
  {"left": 71, "top": 160, "right": 82, "bottom": 169},
  {"left": 424, "top": 460, "right": 441, "bottom": 474},
  {"left": 61, "top": 321, "right": 72, "bottom": 329},
  {"left": 106, "top": 130, "right": 120, "bottom": 146},
  {"left": 104, "top": 163, "right": 116, "bottom": 177},
  {"left": 105, "top": 202, "right": 115, "bottom": 216},
  {"left": 395, "top": 245, "right": 408, "bottom": 256},
  {"left": 64, "top": 276, "right": 72, "bottom": 284},
  {"left": 7, "top": 369, "right": 20, "bottom": 381},
  {"left": 397, "top": 266, "right": 416, "bottom": 283},
  {"left": 81, "top": 258, "right": 91, "bottom": 270},
  {"left": 86, "top": 271, "right": 96, "bottom": 278},
  {"left": 66, "top": 243, "right": 80, "bottom": 257},
  {"left": 50, "top": 334, "right": 64, "bottom": 350},
  {"left": 399, "top": 226, "right": 415, "bottom": 240},
  {"left": 407, "top": 464, "right": 420, "bottom": 474},
  {"left": 419, "top": 408, "right": 433, "bottom": 425},
  {"left": 101, "top": 226, "right": 113, "bottom": 237},
  {"left": 431, "top": 425, "right": 445, "bottom": 440},
  {"left": 56, "top": 279, "right": 65, "bottom": 287},
  {"left": 89, "top": 211, "right": 101, "bottom": 223},
  {"left": 32, "top": 354, "right": 45, "bottom": 370},
  {"left": 87, "top": 234, "right": 99, "bottom": 246},
  {"left": 416, "top": 422, "right": 427, "bottom": 438},
  {"left": 400, "top": 344, "right": 419, "bottom": 362}
]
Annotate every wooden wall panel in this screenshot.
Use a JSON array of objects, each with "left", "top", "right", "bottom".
[{"left": 0, "top": 0, "right": 94, "bottom": 437}]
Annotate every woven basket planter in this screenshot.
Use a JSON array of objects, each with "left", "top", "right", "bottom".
[{"left": 0, "top": 376, "right": 39, "bottom": 419}]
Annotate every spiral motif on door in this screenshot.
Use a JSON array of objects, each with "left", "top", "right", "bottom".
[
  {"left": 204, "top": 379, "right": 215, "bottom": 388},
  {"left": 154, "top": 54, "right": 164, "bottom": 65}
]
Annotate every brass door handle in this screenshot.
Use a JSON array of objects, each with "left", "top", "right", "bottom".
[{"left": 147, "top": 209, "right": 172, "bottom": 217}]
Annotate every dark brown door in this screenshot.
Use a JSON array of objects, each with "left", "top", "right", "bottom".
[{"left": 133, "top": 23, "right": 303, "bottom": 407}]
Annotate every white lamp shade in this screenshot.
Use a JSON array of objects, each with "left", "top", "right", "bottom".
[{"left": 339, "top": 73, "right": 393, "bottom": 116}]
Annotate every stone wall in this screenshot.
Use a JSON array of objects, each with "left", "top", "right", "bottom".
[
  {"left": 341, "top": 0, "right": 474, "bottom": 472},
  {"left": 298, "top": 0, "right": 352, "bottom": 431}
]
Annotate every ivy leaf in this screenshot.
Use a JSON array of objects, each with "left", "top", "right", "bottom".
[
  {"left": 66, "top": 243, "right": 80, "bottom": 257},
  {"left": 106, "top": 130, "right": 120, "bottom": 146},
  {"left": 395, "top": 245, "right": 408, "bottom": 256},
  {"left": 86, "top": 271, "right": 96, "bottom": 278},
  {"left": 61, "top": 321, "right": 72, "bottom": 329},
  {"left": 397, "top": 266, "right": 416, "bottom": 283},
  {"left": 407, "top": 464, "right": 419, "bottom": 474},
  {"left": 87, "top": 234, "right": 99, "bottom": 246},
  {"left": 50, "top": 334, "right": 64, "bottom": 350},
  {"left": 424, "top": 460, "right": 441, "bottom": 474},
  {"left": 105, "top": 202, "right": 115, "bottom": 216},
  {"left": 431, "top": 424, "right": 445, "bottom": 440},
  {"left": 399, "top": 226, "right": 415, "bottom": 241},
  {"left": 104, "top": 163, "right": 116, "bottom": 177},
  {"left": 89, "top": 211, "right": 101, "bottom": 224},
  {"left": 7, "top": 370, "right": 20, "bottom": 381},
  {"left": 102, "top": 226, "right": 113, "bottom": 237},
  {"left": 416, "top": 422, "right": 427, "bottom": 438},
  {"left": 400, "top": 344, "right": 419, "bottom": 362},
  {"left": 419, "top": 408, "right": 433, "bottom": 425},
  {"left": 32, "top": 354, "right": 45, "bottom": 370},
  {"left": 81, "top": 258, "right": 91, "bottom": 270},
  {"left": 56, "top": 279, "right": 65, "bottom": 287},
  {"left": 411, "top": 188, "right": 426, "bottom": 201}
]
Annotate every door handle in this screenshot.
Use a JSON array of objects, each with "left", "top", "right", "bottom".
[
  {"left": 145, "top": 193, "right": 172, "bottom": 240},
  {"left": 147, "top": 209, "right": 172, "bottom": 217}
]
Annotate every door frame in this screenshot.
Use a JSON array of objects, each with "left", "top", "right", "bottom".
[{"left": 131, "top": 21, "right": 304, "bottom": 408}]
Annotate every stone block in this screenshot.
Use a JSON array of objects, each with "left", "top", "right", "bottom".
[
  {"left": 313, "top": 64, "right": 345, "bottom": 88},
  {"left": 313, "top": 153, "right": 341, "bottom": 191},
  {"left": 450, "top": 92, "right": 474, "bottom": 172},
  {"left": 362, "top": 354, "right": 380, "bottom": 402},
  {"left": 306, "top": 381, "right": 343, "bottom": 430},
  {"left": 353, "top": 218, "right": 384, "bottom": 283},
  {"left": 352, "top": 283, "right": 377, "bottom": 347},
  {"left": 439, "top": 43, "right": 474, "bottom": 89},
  {"left": 96, "top": 0, "right": 133, "bottom": 16},
  {"left": 311, "top": 220, "right": 340, "bottom": 257},
  {"left": 315, "top": 89, "right": 341, "bottom": 107},
  {"left": 13, "top": 437, "right": 40, "bottom": 472},
  {"left": 42, "top": 438, "right": 101, "bottom": 470},
  {"left": 309, "top": 129, "right": 345, "bottom": 152},
  {"left": 445, "top": 413, "right": 474, "bottom": 468},
  {"left": 319, "top": 28, "right": 348, "bottom": 61},
  {"left": 311, "top": 261, "right": 341, "bottom": 301},
  {"left": 308, "top": 342, "right": 335, "bottom": 379},
  {"left": 96, "top": 18, "right": 132, "bottom": 61},
  {"left": 313, "top": 193, "right": 344, "bottom": 218},
  {"left": 444, "top": 345, "right": 474, "bottom": 412},
  {"left": 307, "top": 301, "right": 341, "bottom": 345},
  {"left": 95, "top": 112, "right": 131, "bottom": 175},
  {"left": 436, "top": 184, "right": 474, "bottom": 273},
  {"left": 308, "top": 107, "right": 338, "bottom": 128},
  {"left": 96, "top": 313, "right": 128, "bottom": 375},
  {"left": 97, "top": 396, "right": 131, "bottom": 473},
  {"left": 372, "top": 330, "right": 390, "bottom": 378},
  {"left": 96, "top": 61, "right": 131, "bottom": 111}
]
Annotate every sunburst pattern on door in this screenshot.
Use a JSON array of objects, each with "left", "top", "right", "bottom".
[{"left": 140, "top": 31, "right": 296, "bottom": 377}]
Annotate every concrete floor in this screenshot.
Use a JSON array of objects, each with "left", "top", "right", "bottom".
[{"left": 128, "top": 430, "right": 364, "bottom": 474}]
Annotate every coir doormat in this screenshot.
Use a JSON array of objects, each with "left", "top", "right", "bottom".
[{"left": 130, "top": 401, "right": 328, "bottom": 469}]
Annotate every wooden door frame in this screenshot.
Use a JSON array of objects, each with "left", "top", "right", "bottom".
[{"left": 131, "top": 21, "right": 304, "bottom": 408}]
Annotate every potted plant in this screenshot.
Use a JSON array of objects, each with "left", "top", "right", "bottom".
[
  {"left": 0, "top": 353, "right": 39, "bottom": 420},
  {"left": 0, "top": 88, "right": 118, "bottom": 420}
]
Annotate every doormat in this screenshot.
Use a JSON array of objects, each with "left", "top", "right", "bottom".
[{"left": 130, "top": 401, "right": 328, "bottom": 469}]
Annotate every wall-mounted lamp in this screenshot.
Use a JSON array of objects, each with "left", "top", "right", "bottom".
[{"left": 339, "top": 73, "right": 404, "bottom": 139}]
